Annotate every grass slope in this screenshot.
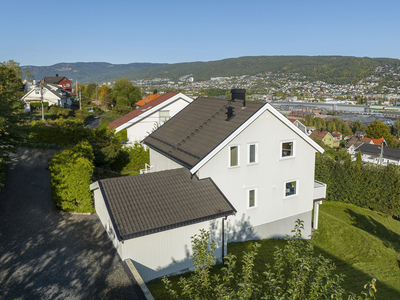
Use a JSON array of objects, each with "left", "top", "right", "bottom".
[{"left": 148, "top": 201, "right": 400, "bottom": 299}]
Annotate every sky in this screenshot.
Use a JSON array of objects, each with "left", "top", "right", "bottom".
[{"left": 2, "top": 0, "right": 400, "bottom": 66}]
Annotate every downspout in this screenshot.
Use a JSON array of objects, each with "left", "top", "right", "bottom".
[{"left": 221, "top": 216, "right": 227, "bottom": 263}]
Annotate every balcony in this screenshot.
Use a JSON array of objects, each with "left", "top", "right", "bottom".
[{"left": 313, "top": 180, "right": 326, "bottom": 201}]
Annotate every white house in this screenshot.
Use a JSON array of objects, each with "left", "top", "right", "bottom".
[
  {"left": 21, "top": 83, "right": 72, "bottom": 112},
  {"left": 354, "top": 143, "right": 400, "bottom": 166},
  {"left": 108, "top": 91, "right": 193, "bottom": 145},
  {"left": 91, "top": 89, "right": 326, "bottom": 282}
]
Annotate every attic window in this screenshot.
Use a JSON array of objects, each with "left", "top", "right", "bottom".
[{"left": 280, "top": 141, "right": 295, "bottom": 159}]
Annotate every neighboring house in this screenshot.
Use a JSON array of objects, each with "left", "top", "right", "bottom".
[
  {"left": 363, "top": 137, "right": 386, "bottom": 146},
  {"left": 41, "top": 74, "right": 73, "bottom": 93},
  {"left": 331, "top": 130, "right": 342, "bottom": 140},
  {"left": 309, "top": 130, "right": 339, "bottom": 147},
  {"left": 355, "top": 143, "right": 400, "bottom": 165},
  {"left": 346, "top": 136, "right": 373, "bottom": 155},
  {"left": 292, "top": 119, "right": 314, "bottom": 136},
  {"left": 135, "top": 90, "right": 160, "bottom": 108},
  {"left": 91, "top": 89, "right": 327, "bottom": 282},
  {"left": 108, "top": 91, "right": 193, "bottom": 145},
  {"left": 21, "top": 83, "right": 72, "bottom": 112}
]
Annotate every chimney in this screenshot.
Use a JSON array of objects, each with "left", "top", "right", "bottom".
[
  {"left": 56, "top": 74, "right": 58, "bottom": 77},
  {"left": 231, "top": 89, "right": 246, "bottom": 107},
  {"left": 153, "top": 89, "right": 157, "bottom": 95}
]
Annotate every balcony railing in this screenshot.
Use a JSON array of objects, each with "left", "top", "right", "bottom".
[{"left": 313, "top": 180, "right": 326, "bottom": 200}]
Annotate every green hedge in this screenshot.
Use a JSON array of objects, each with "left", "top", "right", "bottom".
[
  {"left": 49, "top": 142, "right": 94, "bottom": 213},
  {"left": 29, "top": 118, "right": 91, "bottom": 147},
  {"left": 30, "top": 102, "right": 49, "bottom": 111},
  {"left": 315, "top": 155, "right": 400, "bottom": 216}
]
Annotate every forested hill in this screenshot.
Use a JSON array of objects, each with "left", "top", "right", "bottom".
[{"left": 22, "top": 56, "right": 400, "bottom": 84}]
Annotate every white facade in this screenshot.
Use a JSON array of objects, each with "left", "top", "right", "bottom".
[
  {"left": 150, "top": 105, "right": 325, "bottom": 241},
  {"left": 115, "top": 93, "right": 193, "bottom": 144},
  {"left": 93, "top": 187, "right": 227, "bottom": 282},
  {"left": 21, "top": 84, "right": 71, "bottom": 112}
]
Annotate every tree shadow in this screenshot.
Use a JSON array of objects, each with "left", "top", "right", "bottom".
[
  {"left": 344, "top": 208, "right": 400, "bottom": 251},
  {"left": 0, "top": 148, "right": 145, "bottom": 299}
]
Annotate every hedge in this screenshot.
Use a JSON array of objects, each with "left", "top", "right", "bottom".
[
  {"left": 49, "top": 142, "right": 94, "bottom": 213},
  {"left": 315, "top": 155, "right": 400, "bottom": 216}
]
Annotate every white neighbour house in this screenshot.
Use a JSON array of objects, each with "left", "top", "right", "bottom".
[
  {"left": 91, "top": 89, "right": 327, "bottom": 282},
  {"left": 108, "top": 91, "right": 193, "bottom": 145},
  {"left": 21, "top": 83, "right": 72, "bottom": 112}
]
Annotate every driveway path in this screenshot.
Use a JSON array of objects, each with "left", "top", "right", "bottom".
[{"left": 0, "top": 148, "right": 145, "bottom": 300}]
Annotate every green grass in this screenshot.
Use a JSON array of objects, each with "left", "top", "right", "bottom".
[{"left": 147, "top": 202, "right": 400, "bottom": 299}]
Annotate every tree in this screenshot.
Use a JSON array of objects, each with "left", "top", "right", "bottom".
[
  {"left": 352, "top": 120, "right": 365, "bottom": 133},
  {"left": 163, "top": 220, "right": 378, "bottom": 300},
  {"left": 356, "top": 150, "right": 362, "bottom": 166},
  {"left": 366, "top": 120, "right": 394, "bottom": 146},
  {"left": 0, "top": 60, "right": 24, "bottom": 161},
  {"left": 98, "top": 85, "right": 113, "bottom": 108},
  {"left": 112, "top": 78, "right": 142, "bottom": 108}
]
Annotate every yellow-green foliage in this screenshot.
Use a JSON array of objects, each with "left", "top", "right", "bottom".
[
  {"left": 121, "top": 142, "right": 149, "bottom": 173},
  {"left": 29, "top": 118, "right": 91, "bottom": 147},
  {"left": 49, "top": 142, "right": 95, "bottom": 213}
]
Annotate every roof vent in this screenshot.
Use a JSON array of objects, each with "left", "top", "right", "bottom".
[
  {"left": 226, "top": 106, "right": 235, "bottom": 121},
  {"left": 231, "top": 89, "right": 246, "bottom": 107},
  {"left": 153, "top": 89, "right": 157, "bottom": 95}
]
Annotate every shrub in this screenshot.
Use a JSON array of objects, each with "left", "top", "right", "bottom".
[
  {"left": 119, "top": 142, "right": 149, "bottom": 173},
  {"left": 30, "top": 101, "right": 49, "bottom": 111},
  {"left": 49, "top": 142, "right": 94, "bottom": 213}
]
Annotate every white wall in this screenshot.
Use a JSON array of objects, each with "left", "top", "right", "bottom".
[
  {"left": 149, "top": 149, "right": 182, "bottom": 172},
  {"left": 127, "top": 98, "right": 191, "bottom": 143},
  {"left": 119, "top": 219, "right": 226, "bottom": 282},
  {"left": 197, "top": 110, "right": 316, "bottom": 240}
]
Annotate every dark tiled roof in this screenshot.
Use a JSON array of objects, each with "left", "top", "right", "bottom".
[
  {"left": 143, "top": 97, "right": 265, "bottom": 168},
  {"left": 359, "top": 143, "right": 400, "bottom": 160},
  {"left": 109, "top": 91, "right": 178, "bottom": 129},
  {"left": 42, "top": 76, "right": 67, "bottom": 84},
  {"left": 97, "top": 168, "right": 235, "bottom": 240}
]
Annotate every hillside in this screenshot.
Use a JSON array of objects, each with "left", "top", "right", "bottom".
[{"left": 21, "top": 56, "right": 400, "bottom": 85}]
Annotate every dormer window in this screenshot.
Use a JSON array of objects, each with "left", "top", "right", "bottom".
[{"left": 280, "top": 140, "right": 295, "bottom": 159}]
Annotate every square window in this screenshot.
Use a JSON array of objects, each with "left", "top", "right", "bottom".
[
  {"left": 230, "top": 145, "right": 239, "bottom": 167},
  {"left": 281, "top": 141, "right": 295, "bottom": 159},
  {"left": 284, "top": 180, "right": 298, "bottom": 198},
  {"left": 248, "top": 143, "right": 258, "bottom": 164},
  {"left": 248, "top": 188, "right": 257, "bottom": 208}
]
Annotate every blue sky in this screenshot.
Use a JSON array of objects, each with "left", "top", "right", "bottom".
[{"left": 1, "top": 0, "right": 399, "bottom": 66}]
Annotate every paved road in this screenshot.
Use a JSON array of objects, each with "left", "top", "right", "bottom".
[{"left": 0, "top": 148, "right": 145, "bottom": 300}]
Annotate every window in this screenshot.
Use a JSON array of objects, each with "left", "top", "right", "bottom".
[
  {"left": 248, "top": 143, "right": 258, "bottom": 164},
  {"left": 280, "top": 141, "right": 295, "bottom": 159},
  {"left": 66, "top": 83, "right": 70, "bottom": 87},
  {"left": 229, "top": 145, "right": 239, "bottom": 167},
  {"left": 284, "top": 180, "right": 298, "bottom": 198},
  {"left": 248, "top": 188, "right": 257, "bottom": 208},
  {"left": 159, "top": 110, "right": 170, "bottom": 123}
]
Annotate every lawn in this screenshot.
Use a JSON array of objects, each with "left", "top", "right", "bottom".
[{"left": 147, "top": 201, "right": 400, "bottom": 299}]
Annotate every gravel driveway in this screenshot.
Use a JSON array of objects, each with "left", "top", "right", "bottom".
[{"left": 0, "top": 148, "right": 145, "bottom": 300}]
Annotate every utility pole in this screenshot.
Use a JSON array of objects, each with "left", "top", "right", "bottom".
[
  {"left": 40, "top": 82, "right": 44, "bottom": 120},
  {"left": 79, "top": 86, "right": 82, "bottom": 110}
]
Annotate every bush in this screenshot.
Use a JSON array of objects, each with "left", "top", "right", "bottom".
[
  {"left": 118, "top": 142, "right": 149, "bottom": 173},
  {"left": 163, "top": 221, "right": 378, "bottom": 300},
  {"left": 49, "top": 142, "right": 94, "bottom": 213},
  {"left": 29, "top": 118, "right": 91, "bottom": 147},
  {"left": 30, "top": 101, "right": 49, "bottom": 111},
  {"left": 74, "top": 108, "right": 90, "bottom": 122},
  {"left": 48, "top": 106, "right": 73, "bottom": 117}
]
